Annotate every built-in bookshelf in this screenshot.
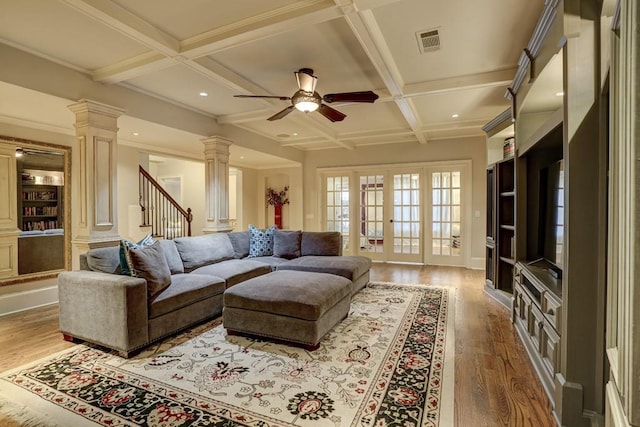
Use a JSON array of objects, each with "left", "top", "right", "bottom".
[
  {"left": 18, "top": 169, "right": 63, "bottom": 231},
  {"left": 494, "top": 157, "right": 516, "bottom": 292}
]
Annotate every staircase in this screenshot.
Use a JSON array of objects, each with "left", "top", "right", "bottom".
[{"left": 138, "top": 166, "right": 192, "bottom": 239}]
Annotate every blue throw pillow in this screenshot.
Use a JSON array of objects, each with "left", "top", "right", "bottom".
[
  {"left": 119, "top": 234, "right": 154, "bottom": 276},
  {"left": 248, "top": 224, "right": 277, "bottom": 257}
]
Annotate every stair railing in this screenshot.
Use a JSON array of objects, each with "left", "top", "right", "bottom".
[{"left": 138, "top": 165, "right": 192, "bottom": 239}]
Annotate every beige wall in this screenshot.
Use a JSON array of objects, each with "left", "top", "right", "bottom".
[
  {"left": 302, "top": 137, "right": 488, "bottom": 262},
  {"left": 150, "top": 156, "right": 206, "bottom": 236},
  {"left": 117, "top": 145, "right": 142, "bottom": 241},
  {"left": 255, "top": 166, "right": 304, "bottom": 230}
]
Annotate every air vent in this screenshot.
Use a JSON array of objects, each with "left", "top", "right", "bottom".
[{"left": 416, "top": 29, "right": 441, "bottom": 53}]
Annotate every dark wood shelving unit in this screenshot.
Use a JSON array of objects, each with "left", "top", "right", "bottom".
[
  {"left": 492, "top": 157, "right": 515, "bottom": 293},
  {"left": 485, "top": 165, "right": 496, "bottom": 287}
]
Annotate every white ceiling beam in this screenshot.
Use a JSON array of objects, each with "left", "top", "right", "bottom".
[
  {"left": 296, "top": 116, "right": 355, "bottom": 150},
  {"left": 84, "top": 0, "right": 342, "bottom": 89},
  {"left": 93, "top": 52, "right": 174, "bottom": 83},
  {"left": 341, "top": 8, "right": 403, "bottom": 95},
  {"left": 339, "top": 6, "right": 432, "bottom": 144},
  {"left": 188, "top": 57, "right": 272, "bottom": 95},
  {"left": 217, "top": 109, "right": 274, "bottom": 124},
  {"left": 423, "top": 118, "right": 493, "bottom": 133},
  {"left": 402, "top": 68, "right": 517, "bottom": 97},
  {"left": 58, "top": 0, "right": 179, "bottom": 55},
  {"left": 181, "top": 1, "right": 342, "bottom": 58},
  {"left": 394, "top": 98, "right": 427, "bottom": 144}
]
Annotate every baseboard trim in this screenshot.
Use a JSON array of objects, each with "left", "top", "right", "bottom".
[
  {"left": 0, "top": 285, "right": 58, "bottom": 316},
  {"left": 470, "top": 257, "right": 485, "bottom": 270}
]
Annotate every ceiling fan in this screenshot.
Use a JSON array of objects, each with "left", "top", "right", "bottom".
[{"left": 234, "top": 68, "right": 379, "bottom": 122}]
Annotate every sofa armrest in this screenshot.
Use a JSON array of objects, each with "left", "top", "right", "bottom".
[{"left": 58, "top": 271, "right": 149, "bottom": 354}]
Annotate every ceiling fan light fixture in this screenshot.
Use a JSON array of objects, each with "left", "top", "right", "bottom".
[
  {"left": 295, "top": 99, "right": 320, "bottom": 112},
  {"left": 292, "top": 90, "right": 320, "bottom": 112}
]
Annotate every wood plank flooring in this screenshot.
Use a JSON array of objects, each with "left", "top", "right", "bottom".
[{"left": 0, "top": 264, "right": 556, "bottom": 426}]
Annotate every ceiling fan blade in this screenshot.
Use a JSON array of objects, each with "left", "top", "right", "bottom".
[
  {"left": 234, "top": 95, "right": 291, "bottom": 101},
  {"left": 317, "top": 104, "right": 346, "bottom": 122},
  {"left": 322, "top": 91, "right": 379, "bottom": 103},
  {"left": 267, "top": 105, "right": 296, "bottom": 121}
]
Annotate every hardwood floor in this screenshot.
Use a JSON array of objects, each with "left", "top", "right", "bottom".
[{"left": 0, "top": 264, "right": 556, "bottom": 426}]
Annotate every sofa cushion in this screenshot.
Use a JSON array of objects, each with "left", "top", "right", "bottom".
[
  {"left": 228, "top": 231, "right": 250, "bottom": 258},
  {"left": 120, "top": 234, "right": 154, "bottom": 276},
  {"left": 224, "top": 271, "right": 352, "bottom": 321},
  {"left": 158, "top": 239, "right": 184, "bottom": 274},
  {"left": 127, "top": 241, "right": 172, "bottom": 303},
  {"left": 86, "top": 246, "right": 121, "bottom": 274},
  {"left": 273, "top": 230, "right": 302, "bottom": 259},
  {"left": 248, "top": 224, "right": 277, "bottom": 257},
  {"left": 246, "top": 256, "right": 289, "bottom": 270},
  {"left": 149, "top": 273, "right": 225, "bottom": 319},
  {"left": 173, "top": 233, "right": 234, "bottom": 272},
  {"left": 301, "top": 232, "right": 342, "bottom": 256},
  {"left": 191, "top": 259, "right": 271, "bottom": 288},
  {"left": 277, "top": 255, "right": 371, "bottom": 281}
]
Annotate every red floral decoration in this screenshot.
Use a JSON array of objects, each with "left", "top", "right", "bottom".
[{"left": 266, "top": 186, "right": 290, "bottom": 206}]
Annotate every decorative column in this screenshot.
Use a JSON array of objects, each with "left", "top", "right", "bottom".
[
  {"left": 68, "top": 99, "right": 125, "bottom": 269},
  {"left": 202, "top": 136, "right": 233, "bottom": 233},
  {"left": 0, "top": 143, "right": 19, "bottom": 279}
]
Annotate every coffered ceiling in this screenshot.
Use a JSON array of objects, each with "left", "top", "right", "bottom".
[{"left": 0, "top": 0, "right": 543, "bottom": 158}]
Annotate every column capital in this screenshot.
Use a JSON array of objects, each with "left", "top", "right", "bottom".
[
  {"left": 201, "top": 136, "right": 233, "bottom": 147},
  {"left": 68, "top": 99, "right": 126, "bottom": 133},
  {"left": 68, "top": 99, "right": 126, "bottom": 118}
]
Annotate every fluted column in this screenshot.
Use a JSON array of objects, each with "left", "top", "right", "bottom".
[
  {"left": 68, "top": 99, "right": 125, "bottom": 268},
  {"left": 202, "top": 136, "right": 233, "bottom": 233}
]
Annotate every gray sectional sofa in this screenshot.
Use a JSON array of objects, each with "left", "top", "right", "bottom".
[{"left": 57, "top": 230, "right": 371, "bottom": 357}]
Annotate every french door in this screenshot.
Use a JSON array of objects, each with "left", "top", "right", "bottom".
[
  {"left": 322, "top": 162, "right": 469, "bottom": 266},
  {"left": 356, "top": 170, "right": 421, "bottom": 263},
  {"left": 425, "top": 163, "right": 471, "bottom": 267}
]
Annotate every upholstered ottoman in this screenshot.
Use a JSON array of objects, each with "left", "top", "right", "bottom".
[{"left": 223, "top": 270, "right": 352, "bottom": 350}]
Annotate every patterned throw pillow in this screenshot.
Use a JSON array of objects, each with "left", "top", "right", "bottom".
[
  {"left": 119, "top": 234, "right": 154, "bottom": 276},
  {"left": 248, "top": 224, "right": 277, "bottom": 257}
]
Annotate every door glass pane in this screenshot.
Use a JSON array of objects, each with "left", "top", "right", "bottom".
[
  {"left": 360, "top": 175, "right": 384, "bottom": 253},
  {"left": 325, "top": 175, "right": 349, "bottom": 250},
  {"left": 431, "top": 170, "right": 462, "bottom": 256},
  {"left": 392, "top": 173, "right": 421, "bottom": 256}
]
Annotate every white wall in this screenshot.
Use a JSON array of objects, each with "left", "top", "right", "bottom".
[{"left": 302, "top": 137, "right": 488, "bottom": 263}]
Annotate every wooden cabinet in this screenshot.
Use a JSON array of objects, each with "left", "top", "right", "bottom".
[{"left": 513, "top": 259, "right": 562, "bottom": 398}]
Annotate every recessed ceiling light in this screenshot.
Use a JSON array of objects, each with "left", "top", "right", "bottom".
[
  {"left": 199, "top": 92, "right": 208, "bottom": 97},
  {"left": 132, "top": 132, "right": 139, "bottom": 136},
  {"left": 293, "top": 133, "right": 298, "bottom": 136},
  {"left": 555, "top": 91, "right": 564, "bottom": 97},
  {"left": 240, "top": 156, "right": 245, "bottom": 159},
  {"left": 451, "top": 114, "right": 459, "bottom": 118}
]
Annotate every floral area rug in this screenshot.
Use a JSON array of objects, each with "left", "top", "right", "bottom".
[{"left": 0, "top": 282, "right": 454, "bottom": 426}]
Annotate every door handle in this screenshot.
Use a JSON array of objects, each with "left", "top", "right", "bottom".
[{"left": 389, "top": 219, "right": 394, "bottom": 223}]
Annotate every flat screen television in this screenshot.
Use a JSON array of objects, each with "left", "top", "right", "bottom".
[{"left": 538, "top": 159, "right": 564, "bottom": 273}]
